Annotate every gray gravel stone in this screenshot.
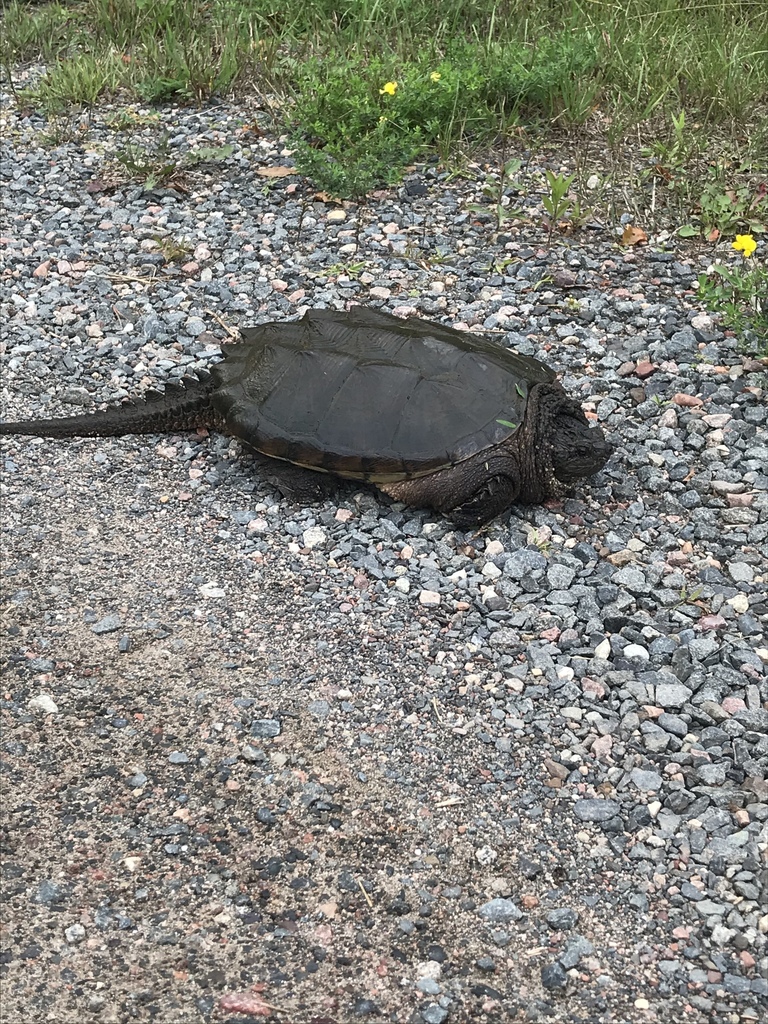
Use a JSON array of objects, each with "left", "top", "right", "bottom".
[
  {"left": 91, "top": 613, "right": 122, "bottom": 635},
  {"left": 421, "top": 1006, "right": 448, "bottom": 1024},
  {"left": 478, "top": 898, "right": 522, "bottom": 923},
  {"left": 573, "top": 799, "right": 621, "bottom": 822},
  {"left": 630, "top": 768, "right": 663, "bottom": 791},
  {"left": 559, "top": 935, "right": 594, "bottom": 969},
  {"left": 655, "top": 681, "right": 693, "bottom": 708},
  {"left": 695, "top": 763, "right": 727, "bottom": 785}
]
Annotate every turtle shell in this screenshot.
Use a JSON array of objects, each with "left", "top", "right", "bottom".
[{"left": 211, "top": 307, "right": 555, "bottom": 483}]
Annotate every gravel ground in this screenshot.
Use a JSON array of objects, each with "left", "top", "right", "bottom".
[{"left": 1, "top": 86, "right": 767, "bottom": 1024}]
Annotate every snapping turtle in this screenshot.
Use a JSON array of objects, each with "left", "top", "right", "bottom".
[{"left": 0, "top": 307, "right": 611, "bottom": 526}]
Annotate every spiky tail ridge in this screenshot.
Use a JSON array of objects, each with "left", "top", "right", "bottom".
[{"left": 0, "top": 372, "right": 221, "bottom": 439}]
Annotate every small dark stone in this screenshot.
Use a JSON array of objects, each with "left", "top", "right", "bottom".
[
  {"left": 353, "top": 998, "right": 380, "bottom": 1016},
  {"left": 475, "top": 955, "right": 496, "bottom": 972},
  {"left": 518, "top": 855, "right": 542, "bottom": 879},
  {"left": 541, "top": 962, "right": 567, "bottom": 990},
  {"left": 546, "top": 908, "right": 578, "bottom": 931},
  {"left": 426, "top": 944, "right": 447, "bottom": 963},
  {"left": 251, "top": 718, "right": 281, "bottom": 738}
]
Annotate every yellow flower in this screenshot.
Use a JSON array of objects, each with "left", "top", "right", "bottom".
[
  {"left": 379, "top": 81, "right": 397, "bottom": 96},
  {"left": 379, "top": 115, "right": 388, "bottom": 123},
  {"left": 430, "top": 72, "right": 441, "bottom": 82},
  {"left": 733, "top": 234, "right": 757, "bottom": 258}
]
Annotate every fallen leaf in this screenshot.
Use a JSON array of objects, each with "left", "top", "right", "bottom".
[
  {"left": 256, "top": 166, "right": 294, "bottom": 178},
  {"left": 707, "top": 227, "right": 720, "bottom": 242},
  {"left": 621, "top": 224, "right": 648, "bottom": 246}
]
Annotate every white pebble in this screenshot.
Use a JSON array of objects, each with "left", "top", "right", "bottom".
[
  {"left": 594, "top": 638, "right": 611, "bottom": 660},
  {"left": 475, "top": 845, "right": 497, "bottom": 865},
  {"left": 28, "top": 694, "right": 58, "bottom": 714},
  {"left": 561, "top": 706, "right": 583, "bottom": 721},
  {"left": 65, "top": 924, "right": 86, "bottom": 944},
  {"left": 623, "top": 643, "right": 649, "bottom": 661},
  {"left": 302, "top": 526, "right": 327, "bottom": 549}
]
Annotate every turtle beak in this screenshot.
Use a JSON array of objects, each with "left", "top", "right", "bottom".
[{"left": 551, "top": 412, "right": 612, "bottom": 482}]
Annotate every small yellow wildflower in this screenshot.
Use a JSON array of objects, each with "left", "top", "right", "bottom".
[
  {"left": 379, "top": 115, "right": 388, "bottom": 123},
  {"left": 733, "top": 234, "right": 757, "bottom": 258},
  {"left": 430, "top": 72, "right": 441, "bottom": 82},
  {"left": 379, "top": 81, "right": 397, "bottom": 96}
]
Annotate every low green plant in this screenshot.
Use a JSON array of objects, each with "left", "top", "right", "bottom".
[
  {"left": 116, "top": 137, "right": 179, "bottom": 187},
  {"left": 697, "top": 235, "right": 767, "bottom": 353},
  {"left": 642, "top": 109, "right": 695, "bottom": 181},
  {"left": 115, "top": 137, "right": 234, "bottom": 188},
  {"left": 286, "top": 33, "right": 603, "bottom": 198},
  {"left": 677, "top": 176, "right": 767, "bottom": 239},
  {"left": 184, "top": 144, "right": 234, "bottom": 166},
  {"left": 105, "top": 107, "right": 161, "bottom": 130},
  {"left": 324, "top": 261, "right": 367, "bottom": 279},
  {"left": 153, "top": 235, "right": 192, "bottom": 262},
  {"left": 677, "top": 585, "right": 704, "bottom": 607},
  {"left": 542, "top": 170, "right": 576, "bottom": 245},
  {"left": 700, "top": 181, "right": 767, "bottom": 237},
  {"left": 287, "top": 63, "right": 423, "bottom": 198},
  {"left": 468, "top": 157, "right": 524, "bottom": 230}
]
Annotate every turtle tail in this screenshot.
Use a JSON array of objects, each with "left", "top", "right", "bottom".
[{"left": 0, "top": 372, "right": 220, "bottom": 439}]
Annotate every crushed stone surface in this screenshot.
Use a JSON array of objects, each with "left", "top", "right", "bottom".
[{"left": 1, "top": 88, "right": 766, "bottom": 1024}]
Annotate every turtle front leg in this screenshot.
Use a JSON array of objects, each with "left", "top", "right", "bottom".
[{"left": 380, "top": 451, "right": 522, "bottom": 528}]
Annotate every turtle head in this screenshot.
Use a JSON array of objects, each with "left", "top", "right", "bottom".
[{"left": 550, "top": 406, "right": 612, "bottom": 483}]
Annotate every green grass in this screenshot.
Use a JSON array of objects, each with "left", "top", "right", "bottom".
[{"left": 2, "top": 0, "right": 767, "bottom": 203}]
